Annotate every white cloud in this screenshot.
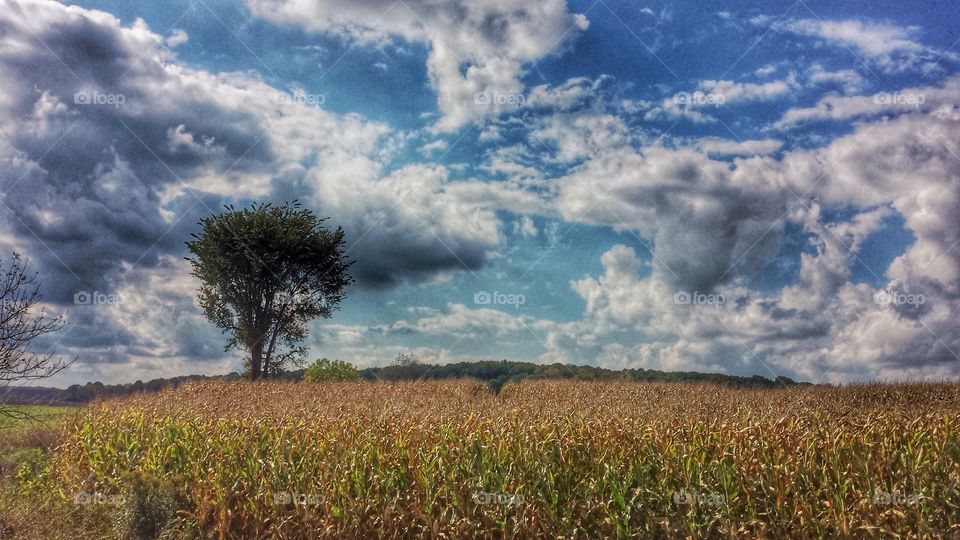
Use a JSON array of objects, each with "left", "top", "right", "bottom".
[
  {"left": 694, "top": 137, "right": 783, "bottom": 156},
  {"left": 247, "top": 0, "right": 589, "bottom": 131},
  {"left": 768, "top": 18, "right": 955, "bottom": 73},
  {"left": 698, "top": 78, "right": 795, "bottom": 103},
  {"left": 531, "top": 112, "right": 632, "bottom": 162},
  {"left": 525, "top": 77, "right": 599, "bottom": 110},
  {"left": 781, "top": 19, "right": 922, "bottom": 57},
  {"left": 385, "top": 303, "right": 538, "bottom": 336},
  {"left": 478, "top": 124, "right": 502, "bottom": 142},
  {"left": 805, "top": 64, "right": 866, "bottom": 94},
  {"left": 444, "top": 177, "right": 554, "bottom": 216},
  {"left": 644, "top": 77, "right": 796, "bottom": 123},
  {"left": 775, "top": 74, "right": 960, "bottom": 128},
  {"left": 555, "top": 144, "right": 790, "bottom": 292},
  {"left": 547, "top": 98, "right": 960, "bottom": 381},
  {"left": 516, "top": 215, "right": 538, "bottom": 237},
  {"left": 164, "top": 28, "right": 188, "bottom": 48},
  {"left": 754, "top": 64, "right": 777, "bottom": 77},
  {"left": 419, "top": 139, "right": 449, "bottom": 156},
  {"left": 4, "top": 0, "right": 960, "bottom": 385}
]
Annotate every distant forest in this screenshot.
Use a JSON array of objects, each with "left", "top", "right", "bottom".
[{"left": 1, "top": 360, "right": 807, "bottom": 404}]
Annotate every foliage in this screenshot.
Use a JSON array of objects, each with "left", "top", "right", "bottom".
[
  {"left": 394, "top": 352, "right": 420, "bottom": 367},
  {"left": 53, "top": 380, "right": 960, "bottom": 538},
  {"left": 113, "top": 472, "right": 183, "bottom": 540},
  {"left": 0, "top": 405, "right": 114, "bottom": 540},
  {"left": 3, "top": 361, "right": 801, "bottom": 404},
  {"left": 303, "top": 358, "right": 360, "bottom": 382},
  {"left": 13, "top": 447, "right": 52, "bottom": 494},
  {"left": 359, "top": 359, "right": 803, "bottom": 390},
  {"left": 241, "top": 356, "right": 290, "bottom": 379},
  {"left": 185, "top": 201, "right": 353, "bottom": 379}
]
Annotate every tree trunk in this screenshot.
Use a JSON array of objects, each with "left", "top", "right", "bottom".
[
  {"left": 263, "top": 323, "right": 281, "bottom": 380},
  {"left": 250, "top": 340, "right": 263, "bottom": 380}
]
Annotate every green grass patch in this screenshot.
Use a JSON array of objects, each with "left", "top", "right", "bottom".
[{"left": 0, "top": 404, "right": 78, "bottom": 431}]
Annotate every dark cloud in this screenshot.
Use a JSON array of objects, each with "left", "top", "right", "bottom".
[{"left": 0, "top": 0, "right": 505, "bottom": 372}]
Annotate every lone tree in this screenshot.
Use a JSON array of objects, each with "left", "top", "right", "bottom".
[
  {"left": 0, "top": 252, "right": 68, "bottom": 419},
  {"left": 186, "top": 202, "right": 353, "bottom": 380}
]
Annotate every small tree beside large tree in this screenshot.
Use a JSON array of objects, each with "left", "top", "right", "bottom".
[{"left": 186, "top": 202, "right": 353, "bottom": 380}]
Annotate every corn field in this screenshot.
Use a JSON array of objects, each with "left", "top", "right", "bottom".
[{"left": 51, "top": 380, "right": 960, "bottom": 538}]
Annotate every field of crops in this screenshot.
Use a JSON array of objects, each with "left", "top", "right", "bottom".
[{"left": 40, "top": 380, "right": 960, "bottom": 538}]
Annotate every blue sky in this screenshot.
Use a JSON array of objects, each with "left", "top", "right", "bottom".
[{"left": 2, "top": 0, "right": 959, "bottom": 385}]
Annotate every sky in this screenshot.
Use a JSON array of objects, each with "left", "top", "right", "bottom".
[{"left": 2, "top": 0, "right": 959, "bottom": 386}]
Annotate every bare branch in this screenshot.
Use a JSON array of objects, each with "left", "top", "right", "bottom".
[{"left": 0, "top": 252, "right": 71, "bottom": 417}]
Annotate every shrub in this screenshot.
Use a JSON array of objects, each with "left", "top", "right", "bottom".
[
  {"left": 303, "top": 358, "right": 360, "bottom": 382},
  {"left": 113, "top": 472, "right": 183, "bottom": 540},
  {"left": 12, "top": 448, "right": 52, "bottom": 494}
]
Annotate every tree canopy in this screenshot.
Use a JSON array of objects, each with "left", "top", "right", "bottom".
[
  {"left": 186, "top": 202, "right": 353, "bottom": 379},
  {"left": 303, "top": 358, "right": 360, "bottom": 382}
]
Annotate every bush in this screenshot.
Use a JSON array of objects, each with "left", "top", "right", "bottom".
[
  {"left": 13, "top": 448, "right": 52, "bottom": 494},
  {"left": 303, "top": 358, "right": 360, "bottom": 383},
  {"left": 114, "top": 472, "right": 183, "bottom": 540}
]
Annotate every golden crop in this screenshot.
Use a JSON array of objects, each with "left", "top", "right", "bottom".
[{"left": 53, "top": 380, "right": 960, "bottom": 538}]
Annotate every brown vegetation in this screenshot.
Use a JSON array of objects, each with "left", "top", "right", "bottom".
[{"left": 38, "top": 379, "right": 960, "bottom": 538}]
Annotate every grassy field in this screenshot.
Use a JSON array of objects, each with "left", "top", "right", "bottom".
[
  {"left": 0, "top": 405, "right": 76, "bottom": 431},
  {"left": 0, "top": 403, "right": 109, "bottom": 539},
  {"left": 4, "top": 380, "right": 960, "bottom": 538}
]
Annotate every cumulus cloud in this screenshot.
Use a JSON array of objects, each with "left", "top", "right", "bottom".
[
  {"left": 247, "top": 0, "right": 589, "bottom": 131},
  {"left": 0, "top": 0, "right": 508, "bottom": 369},
  {"left": 540, "top": 95, "right": 960, "bottom": 381},
  {"left": 0, "top": 0, "right": 506, "bottom": 288},
  {"left": 289, "top": 163, "right": 502, "bottom": 287},
  {"left": 554, "top": 144, "right": 790, "bottom": 292},
  {"left": 2, "top": 0, "right": 958, "bottom": 386},
  {"left": 247, "top": 6, "right": 960, "bottom": 382},
  {"left": 530, "top": 112, "right": 632, "bottom": 163}
]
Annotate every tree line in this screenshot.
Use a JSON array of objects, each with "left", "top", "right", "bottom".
[{"left": 3, "top": 360, "right": 806, "bottom": 404}]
